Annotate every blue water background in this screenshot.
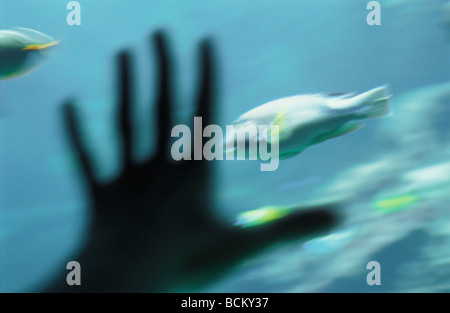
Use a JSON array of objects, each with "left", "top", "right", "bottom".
[{"left": 0, "top": 0, "right": 448, "bottom": 292}]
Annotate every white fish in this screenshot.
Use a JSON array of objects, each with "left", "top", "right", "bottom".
[
  {"left": 226, "top": 85, "right": 391, "bottom": 160},
  {"left": 0, "top": 27, "right": 59, "bottom": 80}
]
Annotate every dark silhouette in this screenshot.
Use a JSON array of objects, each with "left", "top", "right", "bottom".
[{"left": 44, "top": 31, "right": 339, "bottom": 292}]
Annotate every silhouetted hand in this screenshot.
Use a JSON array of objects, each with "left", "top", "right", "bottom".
[{"left": 45, "top": 31, "right": 338, "bottom": 292}]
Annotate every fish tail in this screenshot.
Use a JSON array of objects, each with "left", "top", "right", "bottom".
[{"left": 356, "top": 85, "right": 392, "bottom": 119}]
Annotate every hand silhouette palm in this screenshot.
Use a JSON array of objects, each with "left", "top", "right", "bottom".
[{"left": 45, "top": 32, "right": 338, "bottom": 292}]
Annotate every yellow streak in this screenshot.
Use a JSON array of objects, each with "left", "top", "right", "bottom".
[{"left": 22, "top": 41, "right": 60, "bottom": 51}]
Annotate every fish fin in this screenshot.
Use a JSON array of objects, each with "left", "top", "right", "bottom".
[
  {"left": 22, "top": 41, "right": 59, "bottom": 51},
  {"left": 270, "top": 110, "right": 291, "bottom": 141},
  {"left": 360, "top": 98, "right": 389, "bottom": 119},
  {"left": 357, "top": 85, "right": 392, "bottom": 119},
  {"left": 313, "top": 123, "right": 364, "bottom": 145}
]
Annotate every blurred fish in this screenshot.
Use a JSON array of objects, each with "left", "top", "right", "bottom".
[
  {"left": 0, "top": 27, "right": 59, "bottom": 80},
  {"left": 226, "top": 86, "right": 391, "bottom": 159},
  {"left": 373, "top": 193, "right": 420, "bottom": 214},
  {"left": 234, "top": 199, "right": 341, "bottom": 229},
  {"left": 234, "top": 206, "right": 293, "bottom": 228}
]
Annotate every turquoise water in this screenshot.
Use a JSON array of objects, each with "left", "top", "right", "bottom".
[{"left": 1, "top": 0, "right": 450, "bottom": 292}]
